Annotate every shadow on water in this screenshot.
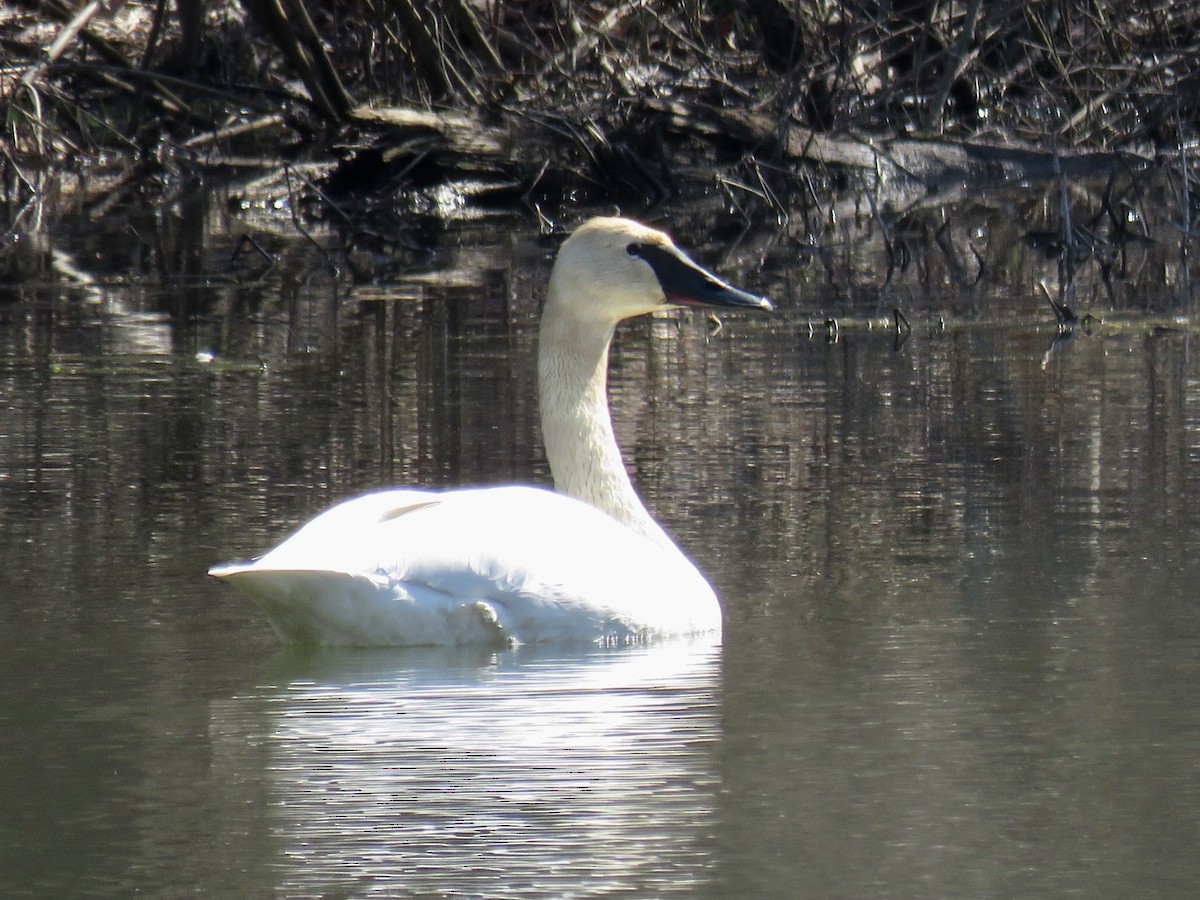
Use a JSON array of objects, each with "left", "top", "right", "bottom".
[{"left": 1, "top": 185, "right": 1199, "bottom": 897}]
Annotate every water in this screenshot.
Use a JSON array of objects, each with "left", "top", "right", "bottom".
[{"left": 1, "top": 206, "right": 1199, "bottom": 897}]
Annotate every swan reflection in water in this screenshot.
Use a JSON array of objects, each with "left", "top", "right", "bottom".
[{"left": 209, "top": 641, "right": 721, "bottom": 897}]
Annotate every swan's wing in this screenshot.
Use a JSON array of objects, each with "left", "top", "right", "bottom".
[{"left": 209, "top": 486, "right": 721, "bottom": 646}]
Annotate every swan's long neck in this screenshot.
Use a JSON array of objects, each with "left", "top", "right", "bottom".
[{"left": 537, "top": 304, "right": 676, "bottom": 550}]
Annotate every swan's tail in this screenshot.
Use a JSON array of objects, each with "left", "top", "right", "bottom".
[{"left": 209, "top": 564, "right": 511, "bottom": 647}]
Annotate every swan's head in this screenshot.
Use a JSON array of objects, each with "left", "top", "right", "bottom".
[{"left": 546, "top": 217, "right": 773, "bottom": 324}]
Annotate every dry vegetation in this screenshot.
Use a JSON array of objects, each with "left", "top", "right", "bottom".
[
  {"left": 4, "top": 1, "right": 1199, "bottom": 199},
  {"left": 4, "top": 0, "right": 1200, "bottom": 309}
]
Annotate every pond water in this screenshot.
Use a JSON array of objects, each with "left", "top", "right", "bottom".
[{"left": 1, "top": 197, "right": 1199, "bottom": 898}]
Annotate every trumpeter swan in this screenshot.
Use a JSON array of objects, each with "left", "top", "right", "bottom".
[{"left": 209, "top": 217, "right": 772, "bottom": 645}]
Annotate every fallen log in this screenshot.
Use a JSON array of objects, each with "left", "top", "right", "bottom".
[
  {"left": 348, "top": 106, "right": 509, "bottom": 159},
  {"left": 705, "top": 106, "right": 1151, "bottom": 188}
]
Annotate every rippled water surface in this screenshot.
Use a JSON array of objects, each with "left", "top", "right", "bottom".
[{"left": 2, "top": 207, "right": 1199, "bottom": 898}]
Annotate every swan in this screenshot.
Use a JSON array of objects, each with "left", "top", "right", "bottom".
[{"left": 209, "top": 217, "right": 772, "bottom": 646}]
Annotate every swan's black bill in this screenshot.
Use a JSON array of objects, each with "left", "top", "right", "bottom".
[{"left": 634, "top": 242, "right": 773, "bottom": 313}]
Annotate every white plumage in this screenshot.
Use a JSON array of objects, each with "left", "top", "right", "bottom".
[{"left": 210, "top": 217, "right": 771, "bottom": 646}]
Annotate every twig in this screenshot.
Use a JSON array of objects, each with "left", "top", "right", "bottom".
[
  {"left": 927, "top": 0, "right": 982, "bottom": 132},
  {"left": 241, "top": 0, "right": 354, "bottom": 121},
  {"left": 379, "top": 0, "right": 456, "bottom": 98},
  {"left": 181, "top": 114, "right": 288, "bottom": 151},
  {"left": 1055, "top": 155, "right": 1077, "bottom": 306},
  {"left": 20, "top": 0, "right": 106, "bottom": 89},
  {"left": 442, "top": 0, "right": 504, "bottom": 73},
  {"left": 1037, "top": 280, "right": 1078, "bottom": 328},
  {"left": 549, "top": 0, "right": 653, "bottom": 73}
]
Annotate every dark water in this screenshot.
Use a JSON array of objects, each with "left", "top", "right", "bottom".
[{"left": 1, "top": 206, "right": 1199, "bottom": 898}]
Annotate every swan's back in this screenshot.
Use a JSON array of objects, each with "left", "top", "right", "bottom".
[{"left": 211, "top": 487, "right": 720, "bottom": 646}]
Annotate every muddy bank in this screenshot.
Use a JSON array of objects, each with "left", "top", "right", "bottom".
[
  {"left": 3, "top": 0, "right": 1200, "bottom": 310},
  {"left": 5, "top": 1, "right": 1199, "bottom": 205}
]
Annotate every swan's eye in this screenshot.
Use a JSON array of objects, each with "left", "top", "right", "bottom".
[{"left": 626, "top": 242, "right": 642, "bottom": 258}]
